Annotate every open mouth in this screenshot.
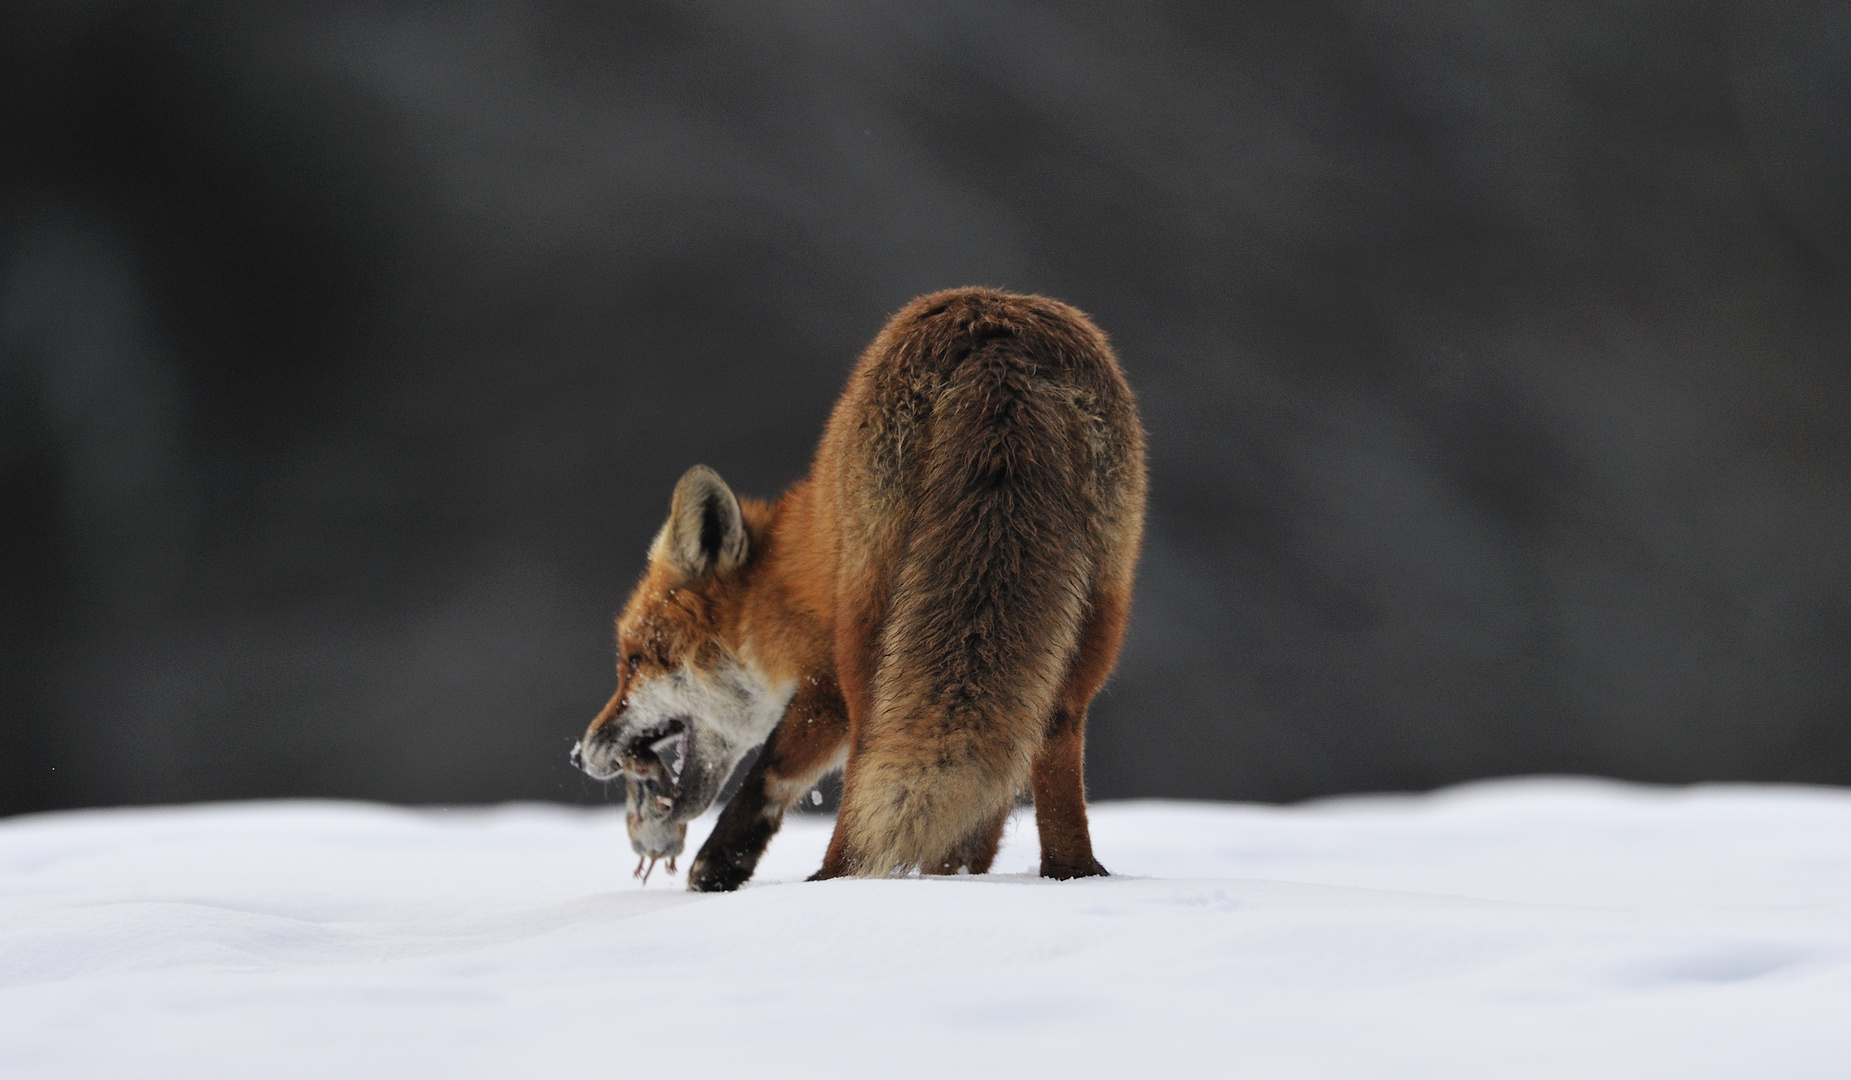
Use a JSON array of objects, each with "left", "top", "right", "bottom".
[{"left": 622, "top": 718, "right": 690, "bottom": 813}]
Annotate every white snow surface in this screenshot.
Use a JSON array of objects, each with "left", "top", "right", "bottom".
[{"left": 4, "top": 778, "right": 1850, "bottom": 1078}]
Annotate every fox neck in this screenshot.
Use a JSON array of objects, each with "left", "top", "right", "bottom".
[{"left": 729, "top": 479, "right": 840, "bottom": 689}]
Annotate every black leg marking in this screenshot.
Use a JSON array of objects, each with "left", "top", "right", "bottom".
[{"left": 687, "top": 757, "right": 783, "bottom": 892}]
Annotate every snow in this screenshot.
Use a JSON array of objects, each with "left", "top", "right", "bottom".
[{"left": 4, "top": 778, "right": 1850, "bottom": 1078}]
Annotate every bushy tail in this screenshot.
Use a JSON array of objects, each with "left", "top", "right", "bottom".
[{"left": 837, "top": 329, "right": 1103, "bottom": 876}]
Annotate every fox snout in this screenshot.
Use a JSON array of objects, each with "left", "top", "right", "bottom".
[
  {"left": 574, "top": 717, "right": 690, "bottom": 782},
  {"left": 571, "top": 723, "right": 623, "bottom": 782}
]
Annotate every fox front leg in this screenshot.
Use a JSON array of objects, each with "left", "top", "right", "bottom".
[
  {"left": 685, "top": 752, "right": 782, "bottom": 892},
  {"left": 687, "top": 679, "right": 849, "bottom": 892}
]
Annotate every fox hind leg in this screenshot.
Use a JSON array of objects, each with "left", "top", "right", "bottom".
[
  {"left": 1030, "top": 706, "right": 1106, "bottom": 879},
  {"left": 1030, "top": 579, "right": 1133, "bottom": 880}
]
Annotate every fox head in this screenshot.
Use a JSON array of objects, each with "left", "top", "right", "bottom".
[{"left": 571, "top": 465, "right": 792, "bottom": 863}]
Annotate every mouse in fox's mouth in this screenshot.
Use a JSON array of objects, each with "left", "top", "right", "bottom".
[
  {"left": 623, "top": 734, "right": 688, "bottom": 884},
  {"left": 572, "top": 718, "right": 692, "bottom": 885}
]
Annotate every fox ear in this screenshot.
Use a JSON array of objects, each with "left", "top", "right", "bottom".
[{"left": 652, "top": 465, "right": 748, "bottom": 579}]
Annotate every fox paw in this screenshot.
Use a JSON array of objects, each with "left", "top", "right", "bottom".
[
  {"left": 686, "top": 853, "right": 753, "bottom": 893},
  {"left": 1040, "top": 857, "right": 1108, "bottom": 880}
]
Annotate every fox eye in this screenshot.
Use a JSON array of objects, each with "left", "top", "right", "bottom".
[{"left": 626, "top": 654, "right": 644, "bottom": 673}]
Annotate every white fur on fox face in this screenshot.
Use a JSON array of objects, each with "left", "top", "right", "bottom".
[{"left": 623, "top": 656, "right": 792, "bottom": 785}]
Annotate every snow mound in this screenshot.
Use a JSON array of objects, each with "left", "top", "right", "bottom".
[{"left": 4, "top": 778, "right": 1850, "bottom": 1078}]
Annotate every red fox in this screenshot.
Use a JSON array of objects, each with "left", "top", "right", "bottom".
[{"left": 572, "top": 287, "right": 1145, "bottom": 889}]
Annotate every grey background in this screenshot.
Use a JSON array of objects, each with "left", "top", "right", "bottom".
[{"left": 3, "top": 1, "right": 1848, "bottom": 816}]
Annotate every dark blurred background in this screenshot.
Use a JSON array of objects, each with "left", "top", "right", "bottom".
[{"left": 3, "top": 1, "right": 1848, "bottom": 817}]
